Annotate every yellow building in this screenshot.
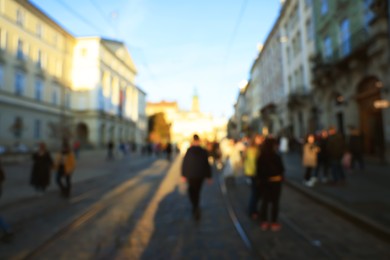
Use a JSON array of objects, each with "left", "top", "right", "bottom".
[
  {"left": 0, "top": 0, "right": 146, "bottom": 151},
  {"left": 146, "top": 94, "right": 227, "bottom": 146},
  {"left": 0, "top": 0, "right": 74, "bottom": 149}
]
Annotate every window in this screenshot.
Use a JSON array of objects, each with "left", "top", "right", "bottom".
[
  {"left": 324, "top": 36, "right": 332, "bottom": 59},
  {"left": 306, "top": 19, "right": 313, "bottom": 41},
  {"left": 16, "top": 9, "right": 24, "bottom": 26},
  {"left": 56, "top": 60, "right": 62, "bottom": 77},
  {"left": 0, "top": 28, "right": 7, "bottom": 50},
  {"left": 34, "top": 119, "right": 41, "bottom": 139},
  {"left": 36, "top": 24, "right": 43, "bottom": 38},
  {"left": 364, "top": 0, "right": 374, "bottom": 28},
  {"left": 17, "top": 39, "right": 24, "bottom": 60},
  {"left": 65, "top": 92, "right": 71, "bottom": 108},
  {"left": 321, "top": 0, "right": 328, "bottom": 15},
  {"left": 340, "top": 19, "right": 351, "bottom": 56},
  {"left": 52, "top": 88, "right": 58, "bottom": 105},
  {"left": 37, "top": 49, "right": 42, "bottom": 68},
  {"left": 0, "top": 65, "right": 3, "bottom": 89},
  {"left": 81, "top": 48, "right": 87, "bottom": 56},
  {"left": 35, "top": 79, "right": 43, "bottom": 101},
  {"left": 15, "top": 71, "right": 25, "bottom": 96}
]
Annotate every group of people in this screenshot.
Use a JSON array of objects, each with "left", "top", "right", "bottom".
[
  {"left": 181, "top": 134, "right": 285, "bottom": 231},
  {"left": 242, "top": 135, "right": 285, "bottom": 231},
  {"left": 29, "top": 141, "right": 76, "bottom": 198},
  {"left": 301, "top": 126, "right": 364, "bottom": 187}
]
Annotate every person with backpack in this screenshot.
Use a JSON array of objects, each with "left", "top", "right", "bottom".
[{"left": 54, "top": 142, "right": 76, "bottom": 198}]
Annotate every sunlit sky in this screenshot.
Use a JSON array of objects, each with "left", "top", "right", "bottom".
[{"left": 31, "top": 0, "right": 281, "bottom": 118}]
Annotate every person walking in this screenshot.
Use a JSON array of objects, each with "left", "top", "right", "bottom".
[
  {"left": 348, "top": 127, "right": 364, "bottom": 170},
  {"left": 256, "top": 137, "right": 285, "bottom": 231},
  {"left": 244, "top": 135, "right": 262, "bottom": 220},
  {"left": 30, "top": 142, "right": 53, "bottom": 195},
  {"left": 327, "top": 126, "right": 346, "bottom": 185},
  {"left": 0, "top": 159, "right": 13, "bottom": 242},
  {"left": 302, "top": 134, "right": 320, "bottom": 187},
  {"left": 54, "top": 142, "right": 76, "bottom": 198},
  {"left": 165, "top": 142, "right": 173, "bottom": 161},
  {"left": 181, "top": 134, "right": 212, "bottom": 221},
  {"left": 107, "top": 140, "right": 114, "bottom": 160},
  {"left": 73, "top": 140, "right": 81, "bottom": 159},
  {"left": 314, "top": 130, "right": 330, "bottom": 183}
]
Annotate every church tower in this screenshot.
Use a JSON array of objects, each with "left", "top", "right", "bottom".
[{"left": 191, "top": 88, "right": 200, "bottom": 113}]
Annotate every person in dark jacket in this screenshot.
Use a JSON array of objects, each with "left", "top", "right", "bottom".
[
  {"left": 348, "top": 127, "right": 364, "bottom": 170},
  {"left": 256, "top": 137, "right": 285, "bottom": 231},
  {"left": 181, "top": 134, "right": 212, "bottom": 220},
  {"left": 30, "top": 142, "right": 53, "bottom": 195},
  {"left": 326, "top": 126, "right": 346, "bottom": 184},
  {"left": 0, "top": 159, "right": 13, "bottom": 242}
]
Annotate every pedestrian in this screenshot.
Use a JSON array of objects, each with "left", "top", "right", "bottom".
[
  {"left": 107, "top": 140, "right": 114, "bottom": 160},
  {"left": 54, "top": 142, "right": 76, "bottom": 198},
  {"left": 0, "top": 159, "right": 13, "bottom": 242},
  {"left": 327, "top": 126, "right": 346, "bottom": 185},
  {"left": 244, "top": 135, "right": 262, "bottom": 219},
  {"left": 313, "top": 130, "right": 330, "bottom": 183},
  {"left": 256, "top": 137, "right": 285, "bottom": 231},
  {"left": 302, "top": 134, "right": 320, "bottom": 187},
  {"left": 30, "top": 142, "right": 53, "bottom": 195},
  {"left": 348, "top": 127, "right": 364, "bottom": 170},
  {"left": 73, "top": 140, "right": 81, "bottom": 159},
  {"left": 181, "top": 134, "right": 212, "bottom": 221},
  {"left": 165, "top": 141, "right": 172, "bottom": 161}
]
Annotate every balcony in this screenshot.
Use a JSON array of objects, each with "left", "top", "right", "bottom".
[{"left": 287, "top": 86, "right": 311, "bottom": 108}]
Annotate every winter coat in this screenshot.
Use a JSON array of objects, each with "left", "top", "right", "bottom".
[
  {"left": 181, "top": 146, "right": 211, "bottom": 179},
  {"left": 327, "top": 133, "right": 345, "bottom": 160},
  {"left": 54, "top": 152, "right": 76, "bottom": 176},
  {"left": 244, "top": 146, "right": 259, "bottom": 177},
  {"left": 302, "top": 143, "right": 320, "bottom": 168},
  {"left": 256, "top": 152, "right": 284, "bottom": 183},
  {"left": 30, "top": 151, "right": 53, "bottom": 188}
]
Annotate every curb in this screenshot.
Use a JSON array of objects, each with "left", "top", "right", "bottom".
[{"left": 285, "top": 179, "right": 390, "bottom": 242}]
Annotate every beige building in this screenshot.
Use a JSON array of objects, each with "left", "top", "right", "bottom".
[
  {"left": 0, "top": 0, "right": 74, "bottom": 150},
  {"left": 0, "top": 0, "right": 146, "bottom": 151},
  {"left": 71, "top": 37, "right": 146, "bottom": 148},
  {"left": 146, "top": 94, "right": 228, "bottom": 145}
]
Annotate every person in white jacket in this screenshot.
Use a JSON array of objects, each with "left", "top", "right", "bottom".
[{"left": 302, "top": 134, "right": 320, "bottom": 187}]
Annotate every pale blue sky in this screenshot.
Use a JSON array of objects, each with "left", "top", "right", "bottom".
[{"left": 31, "top": 0, "right": 281, "bottom": 117}]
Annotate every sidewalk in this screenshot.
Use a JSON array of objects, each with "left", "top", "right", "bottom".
[
  {"left": 282, "top": 152, "right": 390, "bottom": 240},
  {"left": 0, "top": 149, "right": 148, "bottom": 207}
]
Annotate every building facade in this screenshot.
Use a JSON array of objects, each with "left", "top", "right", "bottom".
[
  {"left": 0, "top": 0, "right": 74, "bottom": 150},
  {"left": 231, "top": 0, "right": 390, "bottom": 161},
  {"left": 280, "top": 0, "right": 316, "bottom": 138},
  {"left": 0, "top": 0, "right": 146, "bottom": 151},
  {"left": 311, "top": 0, "right": 390, "bottom": 161}
]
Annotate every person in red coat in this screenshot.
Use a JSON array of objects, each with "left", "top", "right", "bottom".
[{"left": 181, "top": 134, "right": 212, "bottom": 221}]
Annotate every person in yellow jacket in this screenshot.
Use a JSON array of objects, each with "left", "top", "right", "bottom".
[
  {"left": 244, "top": 135, "right": 263, "bottom": 219},
  {"left": 54, "top": 142, "right": 76, "bottom": 198}
]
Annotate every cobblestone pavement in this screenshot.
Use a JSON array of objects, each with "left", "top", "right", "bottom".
[
  {"left": 2, "top": 151, "right": 389, "bottom": 259},
  {"left": 113, "top": 156, "right": 255, "bottom": 260}
]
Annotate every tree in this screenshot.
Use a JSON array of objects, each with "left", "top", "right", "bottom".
[{"left": 148, "top": 112, "right": 170, "bottom": 144}]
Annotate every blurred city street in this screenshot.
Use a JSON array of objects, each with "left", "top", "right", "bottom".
[{"left": 0, "top": 150, "right": 389, "bottom": 259}]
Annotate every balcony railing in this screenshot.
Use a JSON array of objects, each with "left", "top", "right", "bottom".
[{"left": 316, "top": 28, "right": 369, "bottom": 66}]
